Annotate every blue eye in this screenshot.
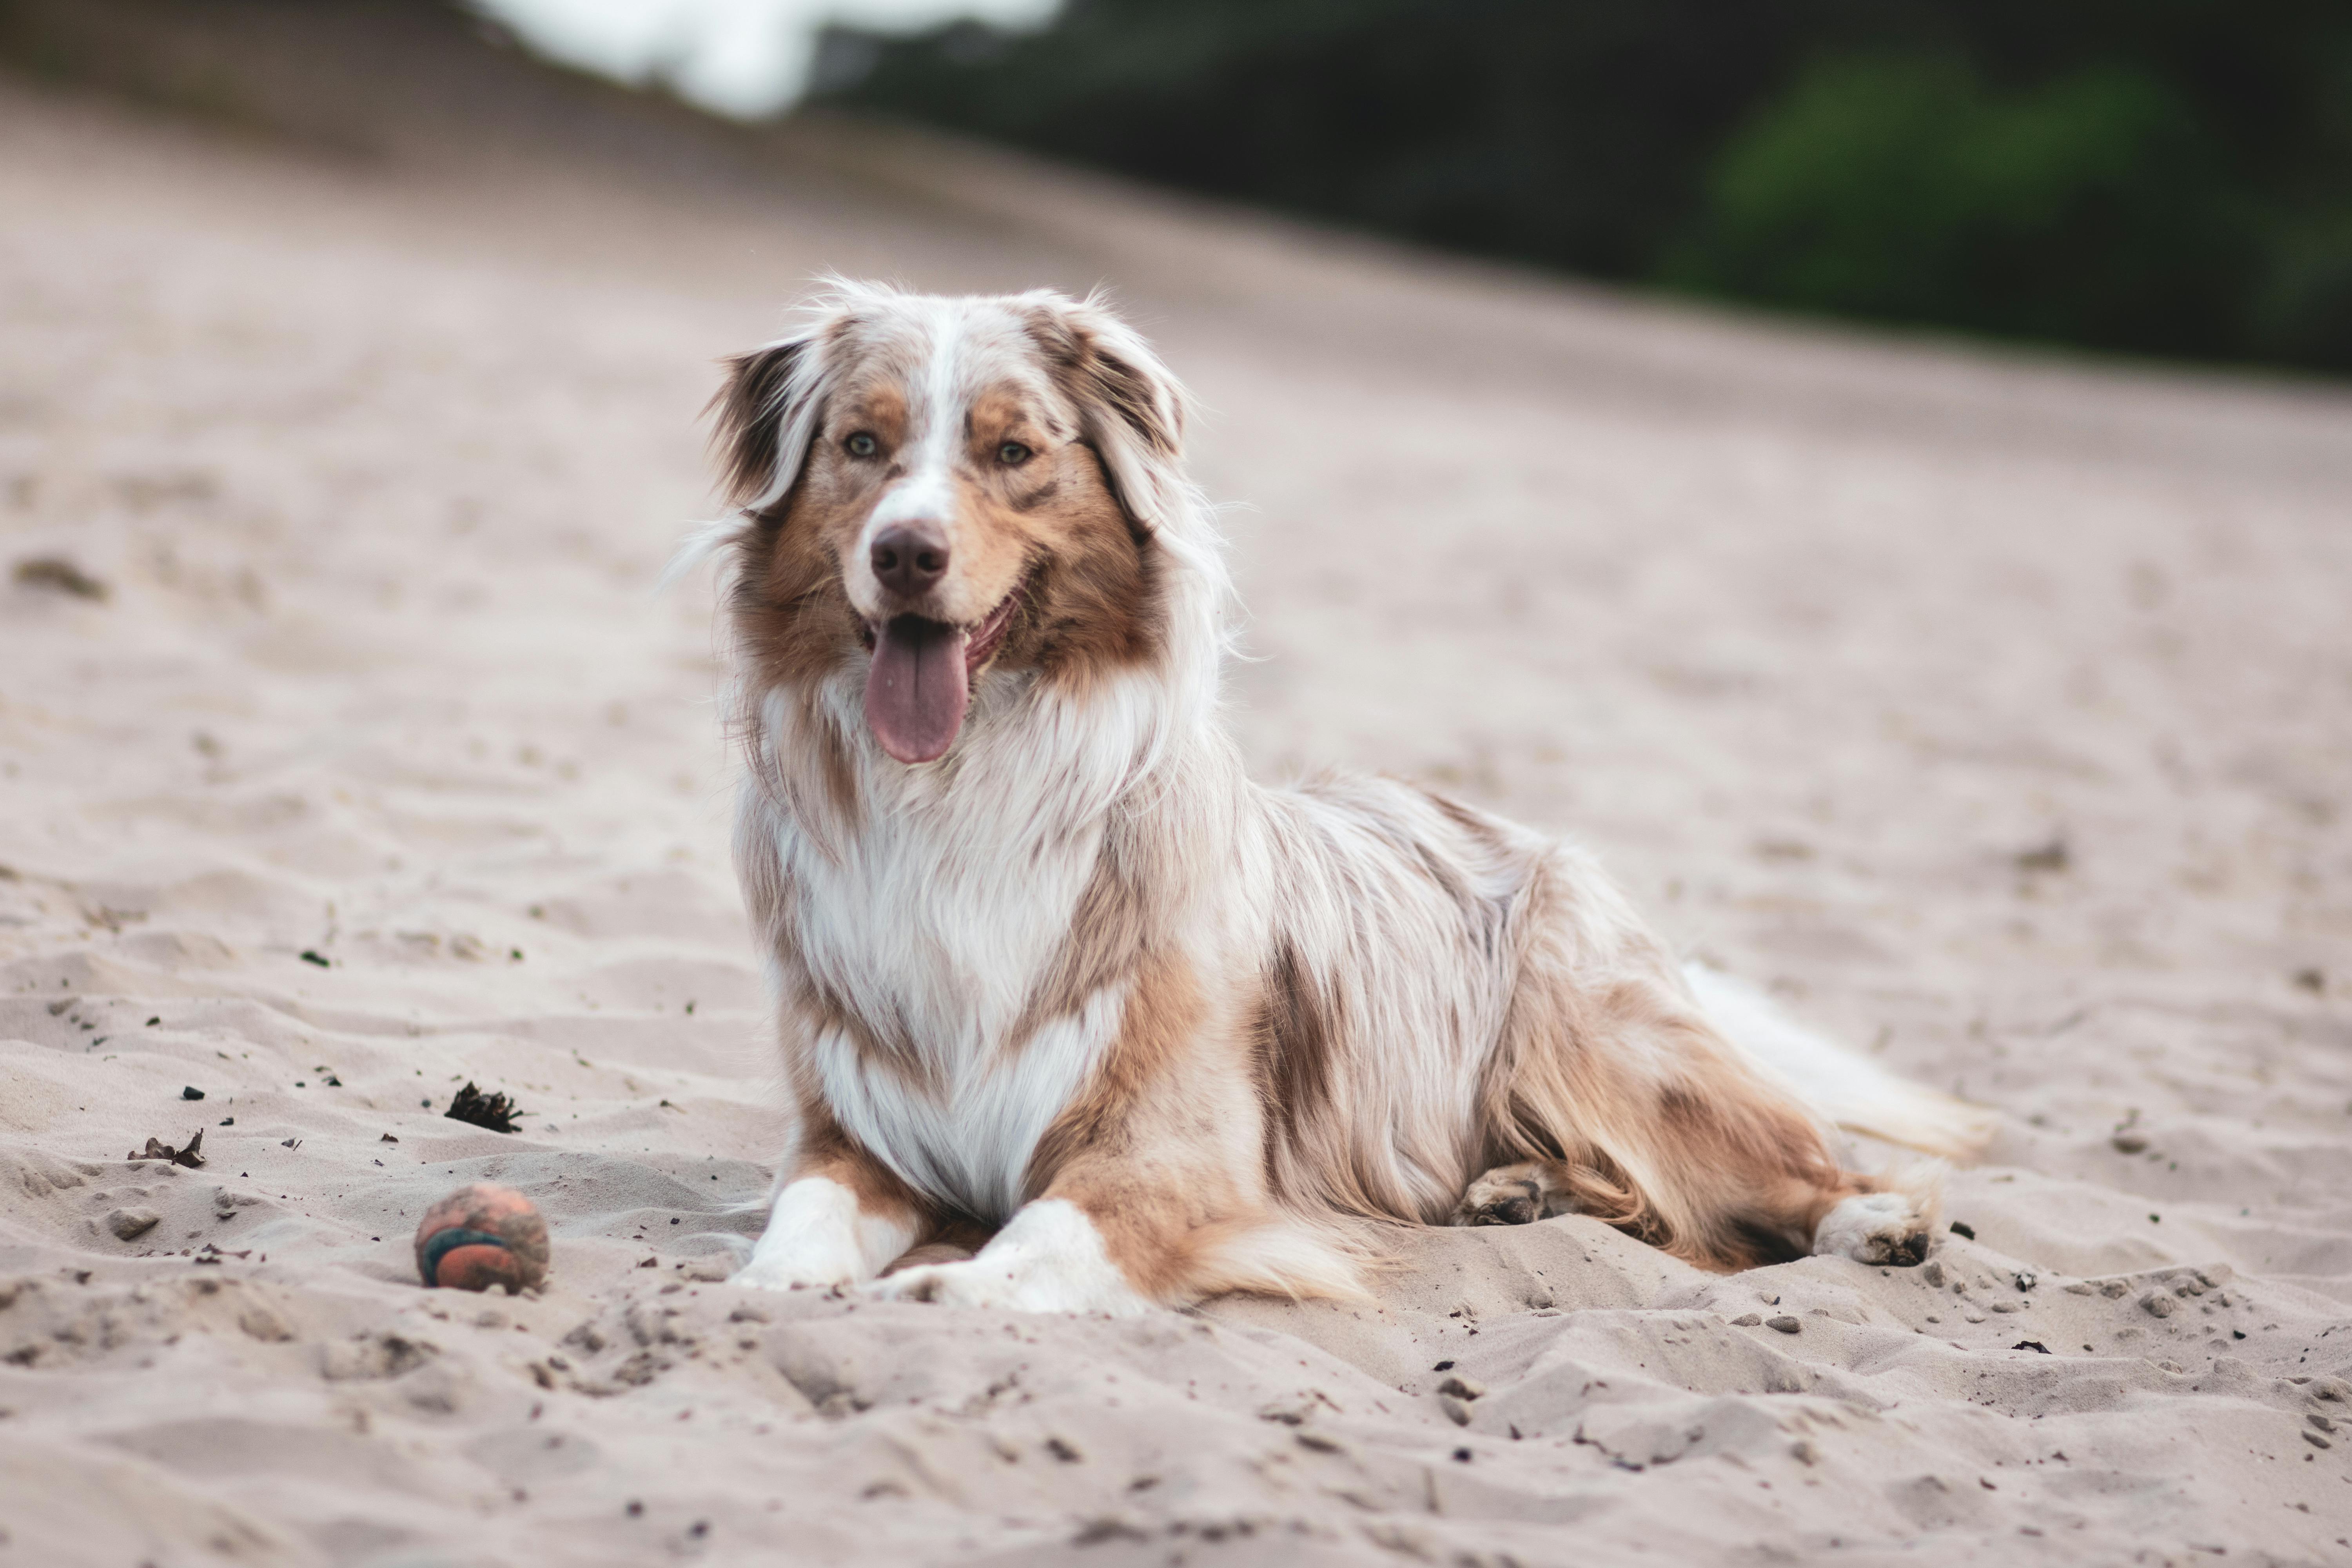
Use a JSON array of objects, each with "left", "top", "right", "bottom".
[
  {"left": 845, "top": 432, "right": 878, "bottom": 458},
  {"left": 997, "top": 441, "right": 1031, "bottom": 466}
]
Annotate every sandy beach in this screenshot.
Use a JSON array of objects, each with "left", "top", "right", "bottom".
[{"left": 4, "top": 8, "right": 2352, "bottom": 1564}]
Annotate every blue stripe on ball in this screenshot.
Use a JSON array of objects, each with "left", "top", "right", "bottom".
[{"left": 421, "top": 1225, "right": 511, "bottom": 1283}]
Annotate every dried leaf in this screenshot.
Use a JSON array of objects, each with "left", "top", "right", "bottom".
[{"left": 128, "top": 1129, "right": 205, "bottom": 1168}]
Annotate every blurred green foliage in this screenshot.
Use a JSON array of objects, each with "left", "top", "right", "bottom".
[
  {"left": 822, "top": 0, "right": 2352, "bottom": 372},
  {"left": 1662, "top": 58, "right": 2254, "bottom": 356}
]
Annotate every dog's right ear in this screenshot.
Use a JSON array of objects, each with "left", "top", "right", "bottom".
[{"left": 708, "top": 334, "right": 821, "bottom": 515}]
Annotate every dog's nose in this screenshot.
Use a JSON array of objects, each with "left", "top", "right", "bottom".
[{"left": 869, "top": 524, "right": 949, "bottom": 597}]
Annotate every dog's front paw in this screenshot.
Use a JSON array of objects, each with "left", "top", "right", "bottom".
[
  {"left": 731, "top": 1240, "right": 865, "bottom": 1294},
  {"left": 1813, "top": 1191, "right": 1933, "bottom": 1267},
  {"left": 865, "top": 1259, "right": 1017, "bottom": 1308},
  {"left": 1452, "top": 1165, "right": 1548, "bottom": 1227},
  {"left": 862, "top": 1252, "right": 1152, "bottom": 1316},
  {"left": 731, "top": 1258, "right": 847, "bottom": 1294}
]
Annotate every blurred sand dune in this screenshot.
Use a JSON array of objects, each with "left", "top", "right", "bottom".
[{"left": 3, "top": 4, "right": 2350, "bottom": 1563}]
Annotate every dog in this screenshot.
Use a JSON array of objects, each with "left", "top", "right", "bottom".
[{"left": 685, "top": 281, "right": 1991, "bottom": 1314}]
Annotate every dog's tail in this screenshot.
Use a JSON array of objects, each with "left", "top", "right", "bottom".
[{"left": 1682, "top": 962, "right": 1996, "bottom": 1162}]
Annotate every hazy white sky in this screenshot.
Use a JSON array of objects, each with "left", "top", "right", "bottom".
[{"left": 470, "top": 0, "right": 1057, "bottom": 118}]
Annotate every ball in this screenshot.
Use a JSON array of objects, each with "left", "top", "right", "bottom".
[{"left": 413, "top": 1183, "right": 550, "bottom": 1293}]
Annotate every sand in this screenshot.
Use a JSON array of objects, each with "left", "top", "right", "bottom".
[{"left": 4, "top": 7, "right": 2352, "bottom": 1564}]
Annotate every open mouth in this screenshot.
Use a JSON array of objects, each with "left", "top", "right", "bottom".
[{"left": 860, "top": 578, "right": 1028, "bottom": 765}]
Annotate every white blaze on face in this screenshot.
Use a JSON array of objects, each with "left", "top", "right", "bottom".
[
  {"left": 857, "top": 307, "right": 980, "bottom": 765},
  {"left": 850, "top": 306, "right": 969, "bottom": 617}
]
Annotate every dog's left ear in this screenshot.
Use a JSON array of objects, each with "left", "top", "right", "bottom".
[
  {"left": 1024, "top": 294, "right": 1192, "bottom": 536},
  {"left": 708, "top": 332, "right": 822, "bottom": 515}
]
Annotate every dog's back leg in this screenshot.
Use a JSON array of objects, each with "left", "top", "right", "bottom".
[
  {"left": 1461, "top": 858, "right": 1955, "bottom": 1272},
  {"left": 1455, "top": 1070, "right": 1947, "bottom": 1270},
  {"left": 1452, "top": 1161, "right": 1568, "bottom": 1227}
]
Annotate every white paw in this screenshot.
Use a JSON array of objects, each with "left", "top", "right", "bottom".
[
  {"left": 733, "top": 1175, "right": 916, "bottom": 1293},
  {"left": 859, "top": 1199, "right": 1154, "bottom": 1316},
  {"left": 862, "top": 1254, "right": 1151, "bottom": 1314},
  {"left": 730, "top": 1253, "right": 855, "bottom": 1294},
  {"left": 1813, "top": 1191, "right": 1933, "bottom": 1266},
  {"left": 864, "top": 1258, "right": 1024, "bottom": 1308}
]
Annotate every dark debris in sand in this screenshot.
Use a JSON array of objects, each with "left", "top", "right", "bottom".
[{"left": 445, "top": 1082, "right": 524, "bottom": 1133}]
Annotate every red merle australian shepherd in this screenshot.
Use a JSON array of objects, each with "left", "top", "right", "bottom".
[{"left": 684, "top": 282, "right": 1989, "bottom": 1314}]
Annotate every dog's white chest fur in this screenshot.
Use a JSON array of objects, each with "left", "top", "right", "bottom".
[
  {"left": 812, "top": 981, "right": 1126, "bottom": 1220},
  {"left": 747, "top": 720, "right": 1132, "bottom": 1219}
]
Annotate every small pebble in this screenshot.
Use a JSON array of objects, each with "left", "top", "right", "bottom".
[{"left": 1767, "top": 1316, "right": 1801, "bottom": 1335}]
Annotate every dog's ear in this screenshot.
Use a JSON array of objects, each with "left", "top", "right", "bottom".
[
  {"left": 1024, "top": 293, "right": 1192, "bottom": 536},
  {"left": 707, "top": 333, "right": 822, "bottom": 515}
]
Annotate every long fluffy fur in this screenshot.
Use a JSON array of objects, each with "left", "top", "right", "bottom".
[{"left": 705, "top": 283, "right": 1991, "bottom": 1309}]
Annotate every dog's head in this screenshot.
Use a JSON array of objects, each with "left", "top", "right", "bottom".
[{"left": 707, "top": 285, "right": 1202, "bottom": 765}]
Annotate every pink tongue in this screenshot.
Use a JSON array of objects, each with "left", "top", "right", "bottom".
[{"left": 864, "top": 616, "right": 970, "bottom": 764}]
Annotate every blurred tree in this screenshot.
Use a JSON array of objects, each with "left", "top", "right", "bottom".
[
  {"left": 823, "top": 0, "right": 1811, "bottom": 278},
  {"left": 1662, "top": 57, "right": 2254, "bottom": 358},
  {"left": 821, "top": 0, "right": 2352, "bottom": 372},
  {"left": 2261, "top": 216, "right": 2352, "bottom": 368}
]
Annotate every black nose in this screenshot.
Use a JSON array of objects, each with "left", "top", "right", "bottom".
[{"left": 870, "top": 524, "right": 949, "bottom": 597}]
